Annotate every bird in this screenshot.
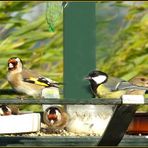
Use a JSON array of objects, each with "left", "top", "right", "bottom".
[
  {"left": 7, "top": 105, "right": 20, "bottom": 115},
  {"left": 127, "top": 76, "right": 148, "bottom": 95},
  {"left": 85, "top": 70, "right": 148, "bottom": 99},
  {"left": 126, "top": 75, "right": 148, "bottom": 133},
  {"left": 7, "top": 57, "right": 63, "bottom": 99},
  {"left": 67, "top": 70, "right": 148, "bottom": 136},
  {"left": 128, "top": 75, "right": 148, "bottom": 113},
  {"left": 0, "top": 104, "right": 12, "bottom": 116},
  {"left": 43, "top": 106, "right": 69, "bottom": 130}
]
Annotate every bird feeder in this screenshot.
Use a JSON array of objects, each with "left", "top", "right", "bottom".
[{"left": 0, "top": 2, "right": 148, "bottom": 147}]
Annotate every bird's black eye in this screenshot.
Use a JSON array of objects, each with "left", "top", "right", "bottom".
[{"left": 141, "top": 78, "right": 146, "bottom": 81}]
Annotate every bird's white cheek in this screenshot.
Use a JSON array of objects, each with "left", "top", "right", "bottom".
[
  {"left": 9, "top": 63, "right": 14, "bottom": 68},
  {"left": 92, "top": 75, "right": 107, "bottom": 84},
  {"left": 56, "top": 110, "right": 62, "bottom": 120}
]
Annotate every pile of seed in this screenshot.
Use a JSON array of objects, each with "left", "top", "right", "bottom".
[{"left": 3, "top": 123, "right": 98, "bottom": 137}]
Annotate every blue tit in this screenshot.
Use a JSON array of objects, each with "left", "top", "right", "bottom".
[
  {"left": 7, "top": 57, "right": 63, "bottom": 98},
  {"left": 85, "top": 70, "right": 148, "bottom": 99}
]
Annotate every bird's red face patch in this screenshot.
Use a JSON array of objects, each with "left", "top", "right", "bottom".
[
  {"left": 4, "top": 111, "right": 12, "bottom": 116},
  {"left": 8, "top": 58, "right": 18, "bottom": 71},
  {"left": 48, "top": 113, "right": 57, "bottom": 120}
]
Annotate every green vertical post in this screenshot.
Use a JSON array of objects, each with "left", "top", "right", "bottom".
[{"left": 64, "top": 2, "right": 96, "bottom": 100}]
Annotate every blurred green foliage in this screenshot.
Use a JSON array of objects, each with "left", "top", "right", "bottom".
[{"left": 96, "top": 1, "right": 148, "bottom": 80}]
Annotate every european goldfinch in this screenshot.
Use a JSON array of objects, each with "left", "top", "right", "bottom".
[
  {"left": 127, "top": 76, "right": 148, "bottom": 95},
  {"left": 43, "top": 106, "right": 69, "bottom": 130},
  {"left": 7, "top": 57, "right": 62, "bottom": 98},
  {"left": 0, "top": 105, "right": 12, "bottom": 116}
]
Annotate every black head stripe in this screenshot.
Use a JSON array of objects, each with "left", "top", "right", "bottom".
[
  {"left": 46, "top": 106, "right": 61, "bottom": 114},
  {"left": 88, "top": 70, "right": 108, "bottom": 79}
]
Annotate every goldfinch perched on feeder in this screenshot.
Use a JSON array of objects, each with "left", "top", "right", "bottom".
[
  {"left": 0, "top": 105, "right": 12, "bottom": 116},
  {"left": 85, "top": 70, "right": 148, "bottom": 99},
  {"left": 127, "top": 76, "right": 148, "bottom": 95},
  {"left": 7, "top": 57, "right": 63, "bottom": 99},
  {"left": 43, "top": 106, "right": 69, "bottom": 130}
]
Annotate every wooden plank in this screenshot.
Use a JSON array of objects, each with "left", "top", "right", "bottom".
[
  {"left": 98, "top": 105, "right": 138, "bottom": 146},
  {"left": 0, "top": 89, "right": 19, "bottom": 95},
  {"left": 1, "top": 135, "right": 148, "bottom": 146},
  {"left": 119, "top": 135, "right": 148, "bottom": 146},
  {"left": 0, "top": 98, "right": 147, "bottom": 105},
  {"left": 0, "top": 98, "right": 122, "bottom": 105},
  {"left": 0, "top": 136, "right": 99, "bottom": 146}
]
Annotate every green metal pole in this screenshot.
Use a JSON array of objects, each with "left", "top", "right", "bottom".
[{"left": 63, "top": 2, "right": 96, "bottom": 100}]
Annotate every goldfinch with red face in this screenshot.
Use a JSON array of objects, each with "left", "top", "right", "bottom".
[
  {"left": 43, "top": 106, "right": 69, "bottom": 130},
  {"left": 0, "top": 105, "right": 12, "bottom": 116},
  {"left": 127, "top": 76, "right": 148, "bottom": 95},
  {"left": 7, "top": 57, "right": 62, "bottom": 99}
]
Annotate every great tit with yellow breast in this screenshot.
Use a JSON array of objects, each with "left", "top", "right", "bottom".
[
  {"left": 7, "top": 57, "right": 63, "bottom": 98},
  {"left": 85, "top": 70, "right": 148, "bottom": 99}
]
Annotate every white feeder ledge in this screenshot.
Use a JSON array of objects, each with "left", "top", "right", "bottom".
[
  {"left": 122, "top": 95, "right": 145, "bottom": 104},
  {"left": 0, "top": 113, "right": 40, "bottom": 134}
]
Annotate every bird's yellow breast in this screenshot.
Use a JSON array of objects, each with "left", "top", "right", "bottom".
[{"left": 96, "top": 84, "right": 126, "bottom": 99}]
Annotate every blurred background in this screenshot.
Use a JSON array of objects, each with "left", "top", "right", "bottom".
[
  {"left": 0, "top": 1, "right": 147, "bottom": 111},
  {"left": 96, "top": 1, "right": 148, "bottom": 80}
]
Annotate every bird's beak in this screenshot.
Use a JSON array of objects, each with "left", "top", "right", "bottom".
[{"left": 83, "top": 76, "right": 91, "bottom": 80}]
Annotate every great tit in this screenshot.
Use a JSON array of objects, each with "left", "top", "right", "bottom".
[{"left": 85, "top": 70, "right": 148, "bottom": 99}]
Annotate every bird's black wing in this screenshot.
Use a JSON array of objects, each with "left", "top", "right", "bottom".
[
  {"left": 104, "top": 77, "right": 126, "bottom": 91},
  {"left": 22, "top": 69, "right": 63, "bottom": 88},
  {"left": 23, "top": 77, "right": 63, "bottom": 88},
  {"left": 105, "top": 77, "right": 148, "bottom": 91}
]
